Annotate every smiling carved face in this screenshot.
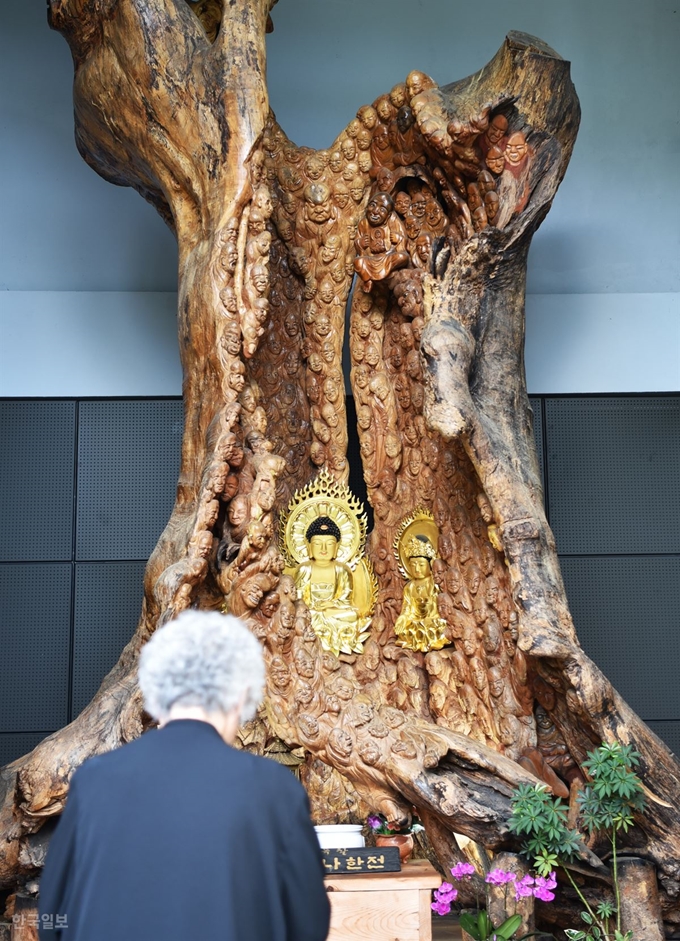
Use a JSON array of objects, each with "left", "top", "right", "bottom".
[{"left": 366, "top": 194, "right": 392, "bottom": 227}]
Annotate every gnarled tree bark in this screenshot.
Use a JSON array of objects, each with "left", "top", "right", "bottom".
[{"left": 2, "top": 3, "right": 679, "bottom": 935}]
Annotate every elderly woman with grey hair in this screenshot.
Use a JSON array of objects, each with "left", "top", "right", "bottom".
[{"left": 39, "top": 611, "right": 330, "bottom": 941}]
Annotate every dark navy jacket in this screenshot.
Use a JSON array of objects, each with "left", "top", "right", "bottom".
[{"left": 39, "top": 719, "right": 330, "bottom": 941}]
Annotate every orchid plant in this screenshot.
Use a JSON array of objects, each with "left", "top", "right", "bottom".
[{"left": 431, "top": 861, "right": 554, "bottom": 940}]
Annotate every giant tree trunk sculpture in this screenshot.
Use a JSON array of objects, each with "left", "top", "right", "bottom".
[{"left": 2, "top": 1, "right": 679, "bottom": 934}]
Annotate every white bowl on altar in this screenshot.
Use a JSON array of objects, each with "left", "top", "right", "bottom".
[{"left": 314, "top": 825, "right": 365, "bottom": 849}]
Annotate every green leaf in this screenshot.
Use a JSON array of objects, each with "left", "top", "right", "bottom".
[
  {"left": 580, "top": 911, "right": 593, "bottom": 925},
  {"left": 595, "top": 900, "right": 614, "bottom": 920},
  {"left": 564, "top": 932, "right": 586, "bottom": 941},
  {"left": 459, "top": 913, "right": 483, "bottom": 941},
  {"left": 495, "top": 914, "right": 523, "bottom": 939}
]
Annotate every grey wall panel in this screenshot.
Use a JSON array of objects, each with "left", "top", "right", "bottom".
[
  {"left": 71, "top": 562, "right": 145, "bottom": 717},
  {"left": 0, "top": 564, "right": 71, "bottom": 731},
  {"left": 560, "top": 557, "right": 680, "bottom": 721},
  {"left": 0, "top": 400, "right": 75, "bottom": 561},
  {"left": 546, "top": 397, "right": 680, "bottom": 554},
  {"left": 645, "top": 722, "right": 680, "bottom": 760},
  {"left": 528, "top": 396, "right": 545, "bottom": 495},
  {"left": 0, "top": 732, "right": 53, "bottom": 768},
  {"left": 76, "top": 400, "right": 182, "bottom": 561}
]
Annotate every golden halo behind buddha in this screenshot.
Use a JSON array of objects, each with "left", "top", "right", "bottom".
[
  {"left": 280, "top": 468, "right": 368, "bottom": 568},
  {"left": 394, "top": 507, "right": 439, "bottom": 579}
]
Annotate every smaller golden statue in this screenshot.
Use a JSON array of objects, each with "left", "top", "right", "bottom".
[
  {"left": 394, "top": 509, "right": 449, "bottom": 653},
  {"left": 280, "top": 470, "right": 376, "bottom": 656}
]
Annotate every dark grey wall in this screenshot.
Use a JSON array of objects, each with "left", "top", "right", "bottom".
[
  {"left": 0, "top": 400, "right": 182, "bottom": 766},
  {"left": 1, "top": 395, "right": 678, "bottom": 765}
]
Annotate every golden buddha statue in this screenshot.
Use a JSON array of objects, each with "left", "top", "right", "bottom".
[
  {"left": 280, "top": 470, "right": 376, "bottom": 657},
  {"left": 294, "top": 516, "right": 370, "bottom": 656},
  {"left": 394, "top": 510, "right": 449, "bottom": 653}
]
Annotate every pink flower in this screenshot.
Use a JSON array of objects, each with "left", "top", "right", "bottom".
[
  {"left": 436, "top": 883, "right": 457, "bottom": 901},
  {"left": 514, "top": 874, "right": 535, "bottom": 900},
  {"left": 431, "top": 883, "right": 458, "bottom": 917},
  {"left": 431, "top": 899, "right": 452, "bottom": 916},
  {"left": 485, "top": 868, "right": 517, "bottom": 885},
  {"left": 532, "top": 872, "right": 557, "bottom": 903},
  {"left": 533, "top": 884, "right": 555, "bottom": 902},
  {"left": 367, "top": 815, "right": 382, "bottom": 830},
  {"left": 450, "top": 861, "right": 476, "bottom": 880}
]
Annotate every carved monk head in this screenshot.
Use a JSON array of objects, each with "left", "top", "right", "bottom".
[
  {"left": 328, "top": 728, "right": 354, "bottom": 763},
  {"left": 228, "top": 360, "right": 246, "bottom": 392},
  {"left": 415, "top": 233, "right": 433, "bottom": 263},
  {"left": 505, "top": 131, "right": 528, "bottom": 167},
  {"left": 304, "top": 153, "right": 325, "bottom": 181},
  {"left": 486, "top": 113, "right": 509, "bottom": 145},
  {"left": 394, "top": 191, "right": 411, "bottom": 217},
  {"left": 365, "top": 192, "right": 393, "bottom": 228},
  {"left": 332, "top": 182, "right": 350, "bottom": 209},
  {"left": 251, "top": 264, "right": 269, "bottom": 295},
  {"left": 485, "top": 190, "right": 500, "bottom": 221},
  {"left": 356, "top": 127, "right": 373, "bottom": 151},
  {"left": 270, "top": 656, "right": 291, "bottom": 690},
  {"left": 374, "top": 95, "right": 394, "bottom": 124},
  {"left": 410, "top": 191, "right": 427, "bottom": 218},
  {"left": 320, "top": 234, "right": 342, "bottom": 264},
  {"left": 396, "top": 105, "right": 415, "bottom": 135},
  {"left": 406, "top": 70, "right": 436, "bottom": 99},
  {"left": 350, "top": 178, "right": 365, "bottom": 203},
  {"left": 488, "top": 666, "right": 505, "bottom": 698},
  {"left": 304, "top": 183, "right": 333, "bottom": 223},
  {"left": 422, "top": 198, "right": 440, "bottom": 227},
  {"left": 389, "top": 83, "right": 407, "bottom": 109},
  {"left": 328, "top": 150, "right": 343, "bottom": 173},
  {"left": 486, "top": 146, "right": 505, "bottom": 176},
  {"left": 356, "top": 405, "right": 372, "bottom": 430},
  {"left": 340, "top": 137, "right": 357, "bottom": 161}
]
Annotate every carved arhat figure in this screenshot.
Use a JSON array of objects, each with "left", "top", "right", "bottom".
[{"left": 354, "top": 193, "right": 410, "bottom": 292}]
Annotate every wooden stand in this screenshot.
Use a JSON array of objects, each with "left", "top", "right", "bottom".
[{"left": 324, "top": 858, "right": 441, "bottom": 941}]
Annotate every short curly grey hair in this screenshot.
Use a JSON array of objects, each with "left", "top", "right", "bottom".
[{"left": 138, "top": 611, "right": 265, "bottom": 723}]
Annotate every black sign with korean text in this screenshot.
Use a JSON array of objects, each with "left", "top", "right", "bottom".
[{"left": 322, "top": 846, "right": 401, "bottom": 874}]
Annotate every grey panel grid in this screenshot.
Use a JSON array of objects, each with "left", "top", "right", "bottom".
[
  {"left": 645, "top": 722, "right": 680, "bottom": 760},
  {"left": 528, "top": 396, "right": 545, "bottom": 495},
  {"left": 0, "top": 400, "right": 75, "bottom": 561},
  {"left": 545, "top": 397, "right": 680, "bottom": 554},
  {"left": 560, "top": 556, "right": 680, "bottom": 721},
  {"left": 0, "top": 732, "right": 53, "bottom": 768},
  {"left": 76, "top": 400, "right": 183, "bottom": 561},
  {"left": 0, "top": 564, "right": 71, "bottom": 731},
  {"left": 71, "top": 561, "right": 146, "bottom": 718}
]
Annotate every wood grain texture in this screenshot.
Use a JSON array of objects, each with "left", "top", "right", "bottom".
[{"left": 326, "top": 864, "right": 440, "bottom": 941}]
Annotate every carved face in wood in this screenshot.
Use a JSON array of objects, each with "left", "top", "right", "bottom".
[
  {"left": 366, "top": 197, "right": 392, "bottom": 231},
  {"left": 304, "top": 183, "right": 333, "bottom": 222},
  {"left": 505, "top": 131, "right": 528, "bottom": 166}
]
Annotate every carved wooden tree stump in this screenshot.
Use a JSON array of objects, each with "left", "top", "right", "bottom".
[{"left": 1, "top": 2, "right": 679, "bottom": 935}]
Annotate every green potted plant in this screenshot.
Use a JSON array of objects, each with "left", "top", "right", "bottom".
[{"left": 509, "top": 742, "right": 646, "bottom": 941}]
